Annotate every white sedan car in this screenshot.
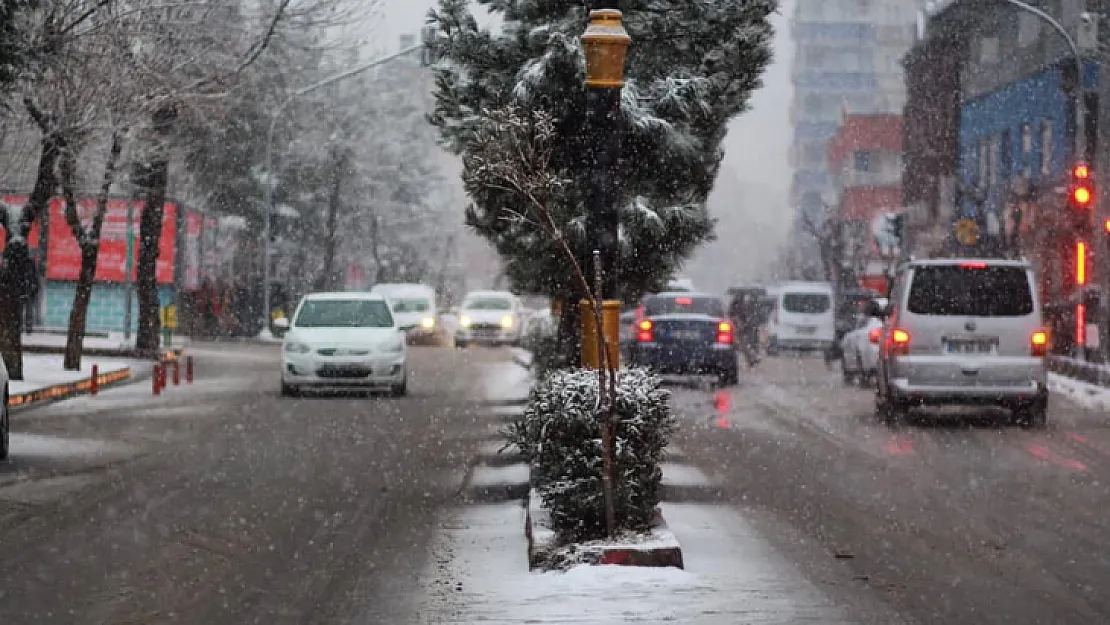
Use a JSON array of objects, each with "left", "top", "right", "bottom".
[
  {"left": 839, "top": 298, "right": 887, "bottom": 387},
  {"left": 1, "top": 355, "right": 8, "bottom": 459},
  {"left": 281, "top": 292, "right": 408, "bottom": 397}
]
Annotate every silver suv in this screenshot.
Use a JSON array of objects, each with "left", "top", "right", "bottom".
[{"left": 874, "top": 258, "right": 1048, "bottom": 427}]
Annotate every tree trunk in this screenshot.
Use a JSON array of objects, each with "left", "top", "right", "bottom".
[
  {"left": 0, "top": 130, "right": 63, "bottom": 380},
  {"left": 135, "top": 156, "right": 168, "bottom": 351},
  {"left": 315, "top": 148, "right": 345, "bottom": 292},
  {"left": 63, "top": 130, "right": 123, "bottom": 370}
]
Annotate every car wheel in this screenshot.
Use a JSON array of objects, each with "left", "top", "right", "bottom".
[
  {"left": 390, "top": 375, "right": 408, "bottom": 398},
  {"left": 875, "top": 391, "right": 907, "bottom": 426},
  {"left": 855, "top": 352, "right": 870, "bottom": 388},
  {"left": 718, "top": 368, "right": 739, "bottom": 387},
  {"left": 840, "top": 355, "right": 855, "bottom": 385},
  {"left": 1015, "top": 402, "right": 1048, "bottom": 429},
  {"left": 0, "top": 386, "right": 9, "bottom": 461},
  {"left": 766, "top": 337, "right": 779, "bottom": 356},
  {"left": 455, "top": 340, "right": 468, "bottom": 349},
  {"left": 280, "top": 382, "right": 299, "bottom": 398}
]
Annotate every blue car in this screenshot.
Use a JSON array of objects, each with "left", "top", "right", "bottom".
[{"left": 628, "top": 292, "right": 739, "bottom": 386}]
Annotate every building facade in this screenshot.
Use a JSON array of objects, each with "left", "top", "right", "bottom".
[
  {"left": 790, "top": 0, "right": 922, "bottom": 241},
  {"left": 904, "top": 0, "right": 1107, "bottom": 352}
]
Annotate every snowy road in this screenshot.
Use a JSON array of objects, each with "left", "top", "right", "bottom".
[
  {"left": 0, "top": 342, "right": 515, "bottom": 624},
  {"left": 666, "top": 355, "right": 1110, "bottom": 625}
]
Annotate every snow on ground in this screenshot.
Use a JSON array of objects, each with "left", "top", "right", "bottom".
[
  {"left": 469, "top": 463, "right": 530, "bottom": 488},
  {"left": 420, "top": 502, "right": 854, "bottom": 624},
  {"left": 8, "top": 354, "right": 139, "bottom": 395},
  {"left": 1049, "top": 372, "right": 1110, "bottom": 412},
  {"left": 481, "top": 360, "right": 532, "bottom": 403},
  {"left": 661, "top": 462, "right": 715, "bottom": 488},
  {"left": 9, "top": 432, "right": 131, "bottom": 458},
  {"left": 256, "top": 329, "right": 285, "bottom": 343}
]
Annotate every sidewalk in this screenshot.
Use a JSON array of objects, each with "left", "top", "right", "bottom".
[
  {"left": 21, "top": 330, "right": 189, "bottom": 359},
  {"left": 8, "top": 354, "right": 147, "bottom": 411}
]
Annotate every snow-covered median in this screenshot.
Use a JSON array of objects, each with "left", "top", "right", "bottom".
[
  {"left": 1049, "top": 372, "right": 1110, "bottom": 412},
  {"left": 8, "top": 354, "right": 138, "bottom": 396}
]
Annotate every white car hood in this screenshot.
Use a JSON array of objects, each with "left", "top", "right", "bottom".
[
  {"left": 462, "top": 310, "right": 513, "bottom": 324},
  {"left": 393, "top": 311, "right": 432, "bottom": 328},
  {"left": 287, "top": 327, "right": 400, "bottom": 348}
]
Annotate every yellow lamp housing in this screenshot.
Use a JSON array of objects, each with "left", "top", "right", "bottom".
[{"left": 581, "top": 9, "right": 631, "bottom": 89}]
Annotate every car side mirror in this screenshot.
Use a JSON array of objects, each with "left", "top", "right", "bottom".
[
  {"left": 866, "top": 300, "right": 888, "bottom": 319},
  {"left": 273, "top": 317, "right": 290, "bottom": 330}
]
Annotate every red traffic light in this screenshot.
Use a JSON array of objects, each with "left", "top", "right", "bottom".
[
  {"left": 1074, "top": 163, "right": 1091, "bottom": 179},
  {"left": 1074, "top": 186, "right": 1093, "bottom": 206},
  {"left": 1104, "top": 218, "right": 1110, "bottom": 233}
]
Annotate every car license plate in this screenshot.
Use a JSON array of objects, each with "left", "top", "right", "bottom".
[
  {"left": 671, "top": 330, "right": 701, "bottom": 341},
  {"left": 945, "top": 340, "right": 996, "bottom": 355},
  {"left": 796, "top": 326, "right": 816, "bottom": 335}
]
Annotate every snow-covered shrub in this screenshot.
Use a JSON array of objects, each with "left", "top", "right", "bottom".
[{"left": 506, "top": 367, "right": 676, "bottom": 541}]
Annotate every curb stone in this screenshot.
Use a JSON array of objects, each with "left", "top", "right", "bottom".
[
  {"left": 525, "top": 488, "right": 684, "bottom": 570},
  {"left": 8, "top": 366, "right": 134, "bottom": 413}
]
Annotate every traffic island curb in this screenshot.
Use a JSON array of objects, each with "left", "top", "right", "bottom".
[
  {"left": 525, "top": 488, "right": 684, "bottom": 571},
  {"left": 22, "top": 344, "right": 184, "bottom": 362},
  {"left": 8, "top": 366, "right": 134, "bottom": 413}
]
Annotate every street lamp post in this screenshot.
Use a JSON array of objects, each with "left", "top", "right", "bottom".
[
  {"left": 261, "top": 42, "right": 426, "bottom": 328},
  {"left": 581, "top": 5, "right": 630, "bottom": 539}
]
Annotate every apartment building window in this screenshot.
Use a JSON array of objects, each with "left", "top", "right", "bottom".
[
  {"left": 1018, "top": 13, "right": 1039, "bottom": 47},
  {"left": 989, "top": 135, "right": 1000, "bottom": 186},
  {"left": 854, "top": 150, "right": 872, "bottom": 172},
  {"left": 1041, "top": 120, "right": 1053, "bottom": 176},
  {"left": 1021, "top": 123, "right": 1032, "bottom": 176},
  {"left": 978, "top": 138, "right": 990, "bottom": 188}
]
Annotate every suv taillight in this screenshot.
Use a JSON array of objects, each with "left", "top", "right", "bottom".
[
  {"left": 868, "top": 327, "right": 882, "bottom": 344},
  {"left": 637, "top": 320, "right": 654, "bottom": 343},
  {"left": 1031, "top": 330, "right": 1048, "bottom": 357},
  {"left": 716, "top": 321, "right": 734, "bottom": 344},
  {"left": 890, "top": 328, "right": 910, "bottom": 355}
]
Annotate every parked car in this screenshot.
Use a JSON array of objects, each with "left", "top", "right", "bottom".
[
  {"left": 1, "top": 355, "right": 8, "bottom": 460},
  {"left": 627, "top": 292, "right": 739, "bottom": 386},
  {"left": 874, "top": 258, "right": 1048, "bottom": 426},
  {"left": 766, "top": 281, "right": 836, "bottom": 355},
  {"left": 839, "top": 297, "right": 888, "bottom": 386},
  {"left": 455, "top": 290, "right": 525, "bottom": 347},
  {"left": 281, "top": 291, "right": 408, "bottom": 397}
]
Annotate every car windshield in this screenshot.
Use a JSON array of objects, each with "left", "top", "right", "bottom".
[
  {"left": 644, "top": 296, "right": 725, "bottom": 317},
  {"left": 908, "top": 265, "right": 1033, "bottom": 316},
  {"left": 392, "top": 298, "right": 430, "bottom": 313},
  {"left": 465, "top": 298, "right": 512, "bottom": 311},
  {"left": 294, "top": 299, "right": 394, "bottom": 328},
  {"left": 782, "top": 293, "right": 830, "bottom": 314}
]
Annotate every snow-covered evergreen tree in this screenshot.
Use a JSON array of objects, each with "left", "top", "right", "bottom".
[{"left": 427, "top": 0, "right": 776, "bottom": 302}]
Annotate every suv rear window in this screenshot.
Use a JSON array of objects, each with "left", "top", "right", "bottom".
[
  {"left": 907, "top": 265, "right": 1033, "bottom": 316},
  {"left": 643, "top": 296, "right": 725, "bottom": 317},
  {"left": 782, "top": 293, "right": 830, "bottom": 314}
]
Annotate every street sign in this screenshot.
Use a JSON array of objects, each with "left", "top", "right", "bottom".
[
  {"left": 955, "top": 217, "right": 980, "bottom": 246},
  {"left": 160, "top": 304, "right": 179, "bottom": 330}
]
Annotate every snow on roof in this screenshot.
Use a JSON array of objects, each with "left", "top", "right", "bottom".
[
  {"left": 303, "top": 291, "right": 386, "bottom": 301},
  {"left": 371, "top": 283, "right": 435, "bottom": 296},
  {"left": 465, "top": 290, "right": 515, "bottom": 299}
]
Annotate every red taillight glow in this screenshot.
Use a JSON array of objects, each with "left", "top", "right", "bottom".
[
  {"left": 1074, "top": 186, "right": 1093, "bottom": 205},
  {"left": 675, "top": 297, "right": 693, "bottom": 306},
  {"left": 890, "top": 328, "right": 911, "bottom": 355},
  {"left": 1077, "top": 241, "right": 1088, "bottom": 285},
  {"left": 637, "top": 319, "right": 654, "bottom": 343},
  {"left": 1075, "top": 164, "right": 1091, "bottom": 179},
  {"left": 1077, "top": 304, "right": 1087, "bottom": 347},
  {"left": 716, "top": 321, "right": 734, "bottom": 344},
  {"left": 868, "top": 327, "right": 882, "bottom": 344},
  {"left": 960, "top": 262, "right": 988, "bottom": 270},
  {"left": 1031, "top": 330, "right": 1048, "bottom": 357}
]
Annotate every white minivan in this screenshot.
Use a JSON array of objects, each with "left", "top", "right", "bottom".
[
  {"left": 767, "top": 281, "right": 836, "bottom": 354},
  {"left": 370, "top": 283, "right": 438, "bottom": 344}
]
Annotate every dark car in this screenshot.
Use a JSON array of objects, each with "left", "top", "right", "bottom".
[{"left": 627, "top": 292, "right": 739, "bottom": 385}]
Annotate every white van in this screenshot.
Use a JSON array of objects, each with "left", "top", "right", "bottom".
[
  {"left": 369, "top": 283, "right": 438, "bottom": 343},
  {"left": 767, "top": 281, "right": 836, "bottom": 354}
]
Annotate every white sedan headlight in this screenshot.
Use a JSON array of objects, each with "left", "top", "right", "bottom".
[
  {"left": 459, "top": 315, "right": 472, "bottom": 328},
  {"left": 421, "top": 317, "right": 436, "bottom": 329},
  {"left": 500, "top": 315, "right": 514, "bottom": 329},
  {"left": 284, "top": 341, "right": 311, "bottom": 354}
]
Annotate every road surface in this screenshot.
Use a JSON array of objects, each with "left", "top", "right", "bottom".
[
  {"left": 0, "top": 343, "right": 510, "bottom": 624},
  {"left": 667, "top": 355, "right": 1110, "bottom": 625}
]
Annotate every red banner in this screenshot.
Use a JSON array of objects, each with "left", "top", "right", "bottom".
[
  {"left": 0, "top": 194, "right": 42, "bottom": 254},
  {"left": 202, "top": 216, "right": 218, "bottom": 281},
  {"left": 44, "top": 197, "right": 177, "bottom": 284}
]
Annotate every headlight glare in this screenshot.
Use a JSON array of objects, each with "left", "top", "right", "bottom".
[
  {"left": 500, "top": 315, "right": 514, "bottom": 329},
  {"left": 421, "top": 317, "right": 435, "bottom": 329},
  {"left": 460, "top": 315, "right": 472, "bottom": 328}
]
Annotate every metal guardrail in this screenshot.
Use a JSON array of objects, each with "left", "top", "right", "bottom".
[{"left": 1047, "top": 355, "right": 1110, "bottom": 388}]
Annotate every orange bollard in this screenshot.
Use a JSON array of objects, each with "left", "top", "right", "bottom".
[
  {"left": 172, "top": 360, "right": 180, "bottom": 386},
  {"left": 186, "top": 356, "right": 194, "bottom": 384},
  {"left": 90, "top": 364, "right": 99, "bottom": 396},
  {"left": 153, "top": 363, "right": 162, "bottom": 396}
]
